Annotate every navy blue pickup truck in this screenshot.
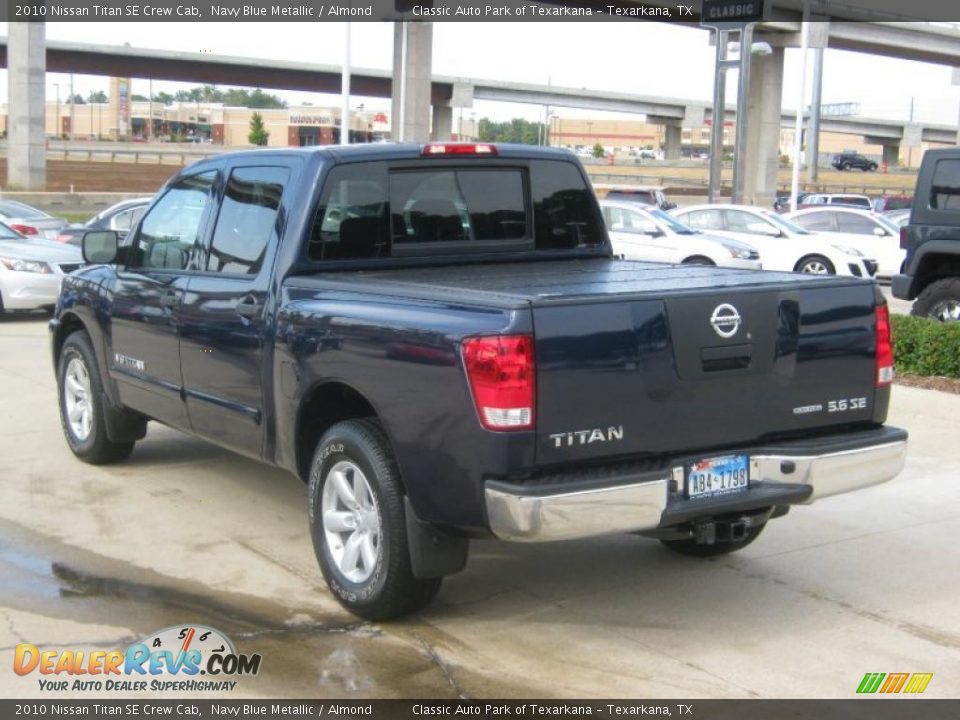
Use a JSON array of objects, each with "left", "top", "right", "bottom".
[{"left": 51, "top": 143, "right": 907, "bottom": 619}]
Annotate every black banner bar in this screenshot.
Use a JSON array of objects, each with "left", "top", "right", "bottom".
[
  {"left": 2, "top": 700, "right": 959, "bottom": 720},
  {"left": 3, "top": 0, "right": 960, "bottom": 22}
]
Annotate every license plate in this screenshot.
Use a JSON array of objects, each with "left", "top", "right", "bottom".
[{"left": 686, "top": 454, "right": 749, "bottom": 498}]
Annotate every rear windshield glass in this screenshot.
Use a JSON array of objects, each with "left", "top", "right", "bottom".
[
  {"left": 308, "top": 159, "right": 602, "bottom": 262},
  {"left": 390, "top": 169, "right": 527, "bottom": 252}
]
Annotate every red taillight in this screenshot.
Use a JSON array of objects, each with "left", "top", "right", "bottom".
[
  {"left": 899, "top": 226, "right": 909, "bottom": 250},
  {"left": 875, "top": 305, "right": 894, "bottom": 387},
  {"left": 9, "top": 224, "right": 38, "bottom": 236},
  {"left": 462, "top": 334, "right": 535, "bottom": 431},
  {"left": 422, "top": 143, "right": 498, "bottom": 157}
]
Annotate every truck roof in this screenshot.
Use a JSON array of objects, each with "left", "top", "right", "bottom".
[{"left": 193, "top": 143, "right": 579, "bottom": 166}]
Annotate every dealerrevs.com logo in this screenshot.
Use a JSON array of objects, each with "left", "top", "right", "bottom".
[{"left": 14, "top": 625, "right": 261, "bottom": 692}]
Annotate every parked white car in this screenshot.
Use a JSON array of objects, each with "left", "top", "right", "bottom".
[
  {"left": 784, "top": 207, "right": 905, "bottom": 278},
  {"left": 601, "top": 202, "right": 761, "bottom": 269},
  {"left": 0, "top": 222, "right": 84, "bottom": 313},
  {"left": 671, "top": 204, "right": 877, "bottom": 277}
]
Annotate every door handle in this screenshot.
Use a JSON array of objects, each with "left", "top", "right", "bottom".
[
  {"left": 159, "top": 291, "right": 179, "bottom": 308},
  {"left": 236, "top": 296, "right": 263, "bottom": 319}
]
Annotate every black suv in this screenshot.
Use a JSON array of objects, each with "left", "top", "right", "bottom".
[
  {"left": 893, "top": 147, "right": 960, "bottom": 320},
  {"left": 832, "top": 152, "right": 878, "bottom": 172}
]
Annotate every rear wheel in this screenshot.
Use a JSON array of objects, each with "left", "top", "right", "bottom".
[
  {"left": 866, "top": 163, "right": 878, "bottom": 172},
  {"left": 307, "top": 418, "right": 441, "bottom": 620},
  {"left": 660, "top": 523, "right": 766, "bottom": 558},
  {"left": 841, "top": 162, "right": 852, "bottom": 171},
  {"left": 795, "top": 255, "right": 835, "bottom": 275},
  {"left": 912, "top": 278, "right": 960, "bottom": 322},
  {"left": 57, "top": 331, "right": 135, "bottom": 464}
]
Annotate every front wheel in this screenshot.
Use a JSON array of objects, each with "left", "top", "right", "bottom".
[
  {"left": 660, "top": 523, "right": 765, "bottom": 558},
  {"left": 682, "top": 256, "right": 716, "bottom": 266},
  {"left": 795, "top": 255, "right": 835, "bottom": 275},
  {"left": 307, "top": 419, "right": 441, "bottom": 620},
  {"left": 57, "top": 331, "right": 135, "bottom": 464},
  {"left": 912, "top": 278, "right": 960, "bottom": 321}
]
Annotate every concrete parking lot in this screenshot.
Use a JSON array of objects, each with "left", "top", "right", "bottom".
[{"left": 1, "top": 313, "right": 958, "bottom": 699}]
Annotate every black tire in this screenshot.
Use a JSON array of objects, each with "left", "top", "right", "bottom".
[
  {"left": 682, "top": 256, "right": 716, "bottom": 266},
  {"left": 795, "top": 254, "right": 836, "bottom": 275},
  {"left": 660, "top": 523, "right": 765, "bottom": 558},
  {"left": 866, "top": 163, "right": 878, "bottom": 172},
  {"left": 912, "top": 278, "right": 960, "bottom": 322},
  {"left": 307, "top": 418, "right": 441, "bottom": 620},
  {"left": 57, "top": 331, "right": 135, "bottom": 464},
  {"left": 841, "top": 162, "right": 852, "bottom": 171}
]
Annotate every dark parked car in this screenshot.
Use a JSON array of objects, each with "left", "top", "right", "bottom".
[
  {"left": 872, "top": 195, "right": 913, "bottom": 213},
  {"left": 832, "top": 152, "right": 878, "bottom": 172},
  {"left": 53, "top": 143, "right": 907, "bottom": 619},
  {"left": 56, "top": 198, "right": 153, "bottom": 246},
  {"left": 773, "top": 192, "right": 810, "bottom": 212}
]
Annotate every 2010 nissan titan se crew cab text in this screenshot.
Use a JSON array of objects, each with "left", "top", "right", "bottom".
[{"left": 51, "top": 144, "right": 908, "bottom": 620}]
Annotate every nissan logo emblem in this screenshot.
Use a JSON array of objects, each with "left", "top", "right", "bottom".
[{"left": 710, "top": 304, "right": 741, "bottom": 338}]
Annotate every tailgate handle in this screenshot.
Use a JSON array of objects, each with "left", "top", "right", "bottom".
[{"left": 701, "top": 344, "right": 753, "bottom": 372}]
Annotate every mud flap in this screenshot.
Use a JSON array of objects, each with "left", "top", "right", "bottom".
[
  {"left": 100, "top": 392, "right": 148, "bottom": 443},
  {"left": 404, "top": 497, "right": 468, "bottom": 579}
]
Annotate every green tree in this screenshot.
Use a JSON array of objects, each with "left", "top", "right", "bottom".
[
  {"left": 67, "top": 93, "right": 85, "bottom": 105},
  {"left": 477, "top": 117, "right": 546, "bottom": 145},
  {"left": 248, "top": 112, "right": 269, "bottom": 146},
  {"left": 592, "top": 143, "right": 606, "bottom": 158},
  {"left": 87, "top": 90, "right": 108, "bottom": 103},
  {"left": 152, "top": 91, "right": 175, "bottom": 105},
  {"left": 132, "top": 94, "right": 150, "bottom": 102}
]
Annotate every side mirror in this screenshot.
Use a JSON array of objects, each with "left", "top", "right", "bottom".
[
  {"left": 641, "top": 227, "right": 663, "bottom": 237},
  {"left": 82, "top": 230, "right": 120, "bottom": 264},
  {"left": 746, "top": 222, "right": 781, "bottom": 237},
  {"left": 663, "top": 202, "right": 677, "bottom": 211},
  {"left": 873, "top": 226, "right": 887, "bottom": 237}
]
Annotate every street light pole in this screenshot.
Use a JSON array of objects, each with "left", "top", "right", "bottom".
[{"left": 341, "top": 22, "right": 351, "bottom": 146}]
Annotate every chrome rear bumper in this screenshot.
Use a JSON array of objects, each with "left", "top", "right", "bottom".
[{"left": 485, "top": 427, "right": 908, "bottom": 542}]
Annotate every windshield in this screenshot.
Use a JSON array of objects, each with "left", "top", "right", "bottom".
[
  {"left": 761, "top": 210, "right": 811, "bottom": 235},
  {"left": 649, "top": 208, "right": 696, "bottom": 234}
]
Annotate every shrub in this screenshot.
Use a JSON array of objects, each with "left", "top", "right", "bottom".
[{"left": 891, "top": 314, "right": 960, "bottom": 379}]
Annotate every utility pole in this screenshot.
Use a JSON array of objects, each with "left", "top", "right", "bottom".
[
  {"left": 341, "top": 22, "right": 351, "bottom": 145},
  {"left": 69, "top": 74, "right": 75, "bottom": 142}
]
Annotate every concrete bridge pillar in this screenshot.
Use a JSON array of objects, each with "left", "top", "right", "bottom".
[
  {"left": 882, "top": 143, "right": 900, "bottom": 167},
  {"left": 392, "top": 22, "right": 433, "bottom": 143},
  {"left": 740, "top": 43, "right": 785, "bottom": 207},
  {"left": 431, "top": 105, "right": 453, "bottom": 141},
  {"left": 663, "top": 125, "right": 682, "bottom": 161},
  {"left": 7, "top": 22, "right": 47, "bottom": 190}
]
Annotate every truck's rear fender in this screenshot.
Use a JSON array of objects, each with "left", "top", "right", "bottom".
[
  {"left": 274, "top": 285, "right": 536, "bottom": 532},
  {"left": 903, "top": 235, "right": 960, "bottom": 299}
]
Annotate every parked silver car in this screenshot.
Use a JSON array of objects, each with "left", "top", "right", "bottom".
[
  {"left": 0, "top": 221, "right": 84, "bottom": 313},
  {"left": 0, "top": 200, "right": 69, "bottom": 240}
]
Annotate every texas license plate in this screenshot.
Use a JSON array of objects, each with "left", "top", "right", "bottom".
[{"left": 686, "top": 454, "right": 749, "bottom": 498}]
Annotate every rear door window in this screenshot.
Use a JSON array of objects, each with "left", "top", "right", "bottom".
[
  {"left": 681, "top": 209, "right": 724, "bottom": 231},
  {"left": 206, "top": 166, "right": 289, "bottom": 275},
  {"left": 835, "top": 212, "right": 880, "bottom": 235},
  {"left": 792, "top": 212, "right": 835, "bottom": 231},
  {"left": 930, "top": 159, "right": 960, "bottom": 210},
  {"left": 530, "top": 160, "right": 603, "bottom": 249}
]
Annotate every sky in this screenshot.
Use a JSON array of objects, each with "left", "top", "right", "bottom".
[{"left": 1, "top": 21, "right": 959, "bottom": 126}]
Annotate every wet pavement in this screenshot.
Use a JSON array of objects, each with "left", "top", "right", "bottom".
[{"left": 1, "top": 314, "right": 959, "bottom": 699}]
